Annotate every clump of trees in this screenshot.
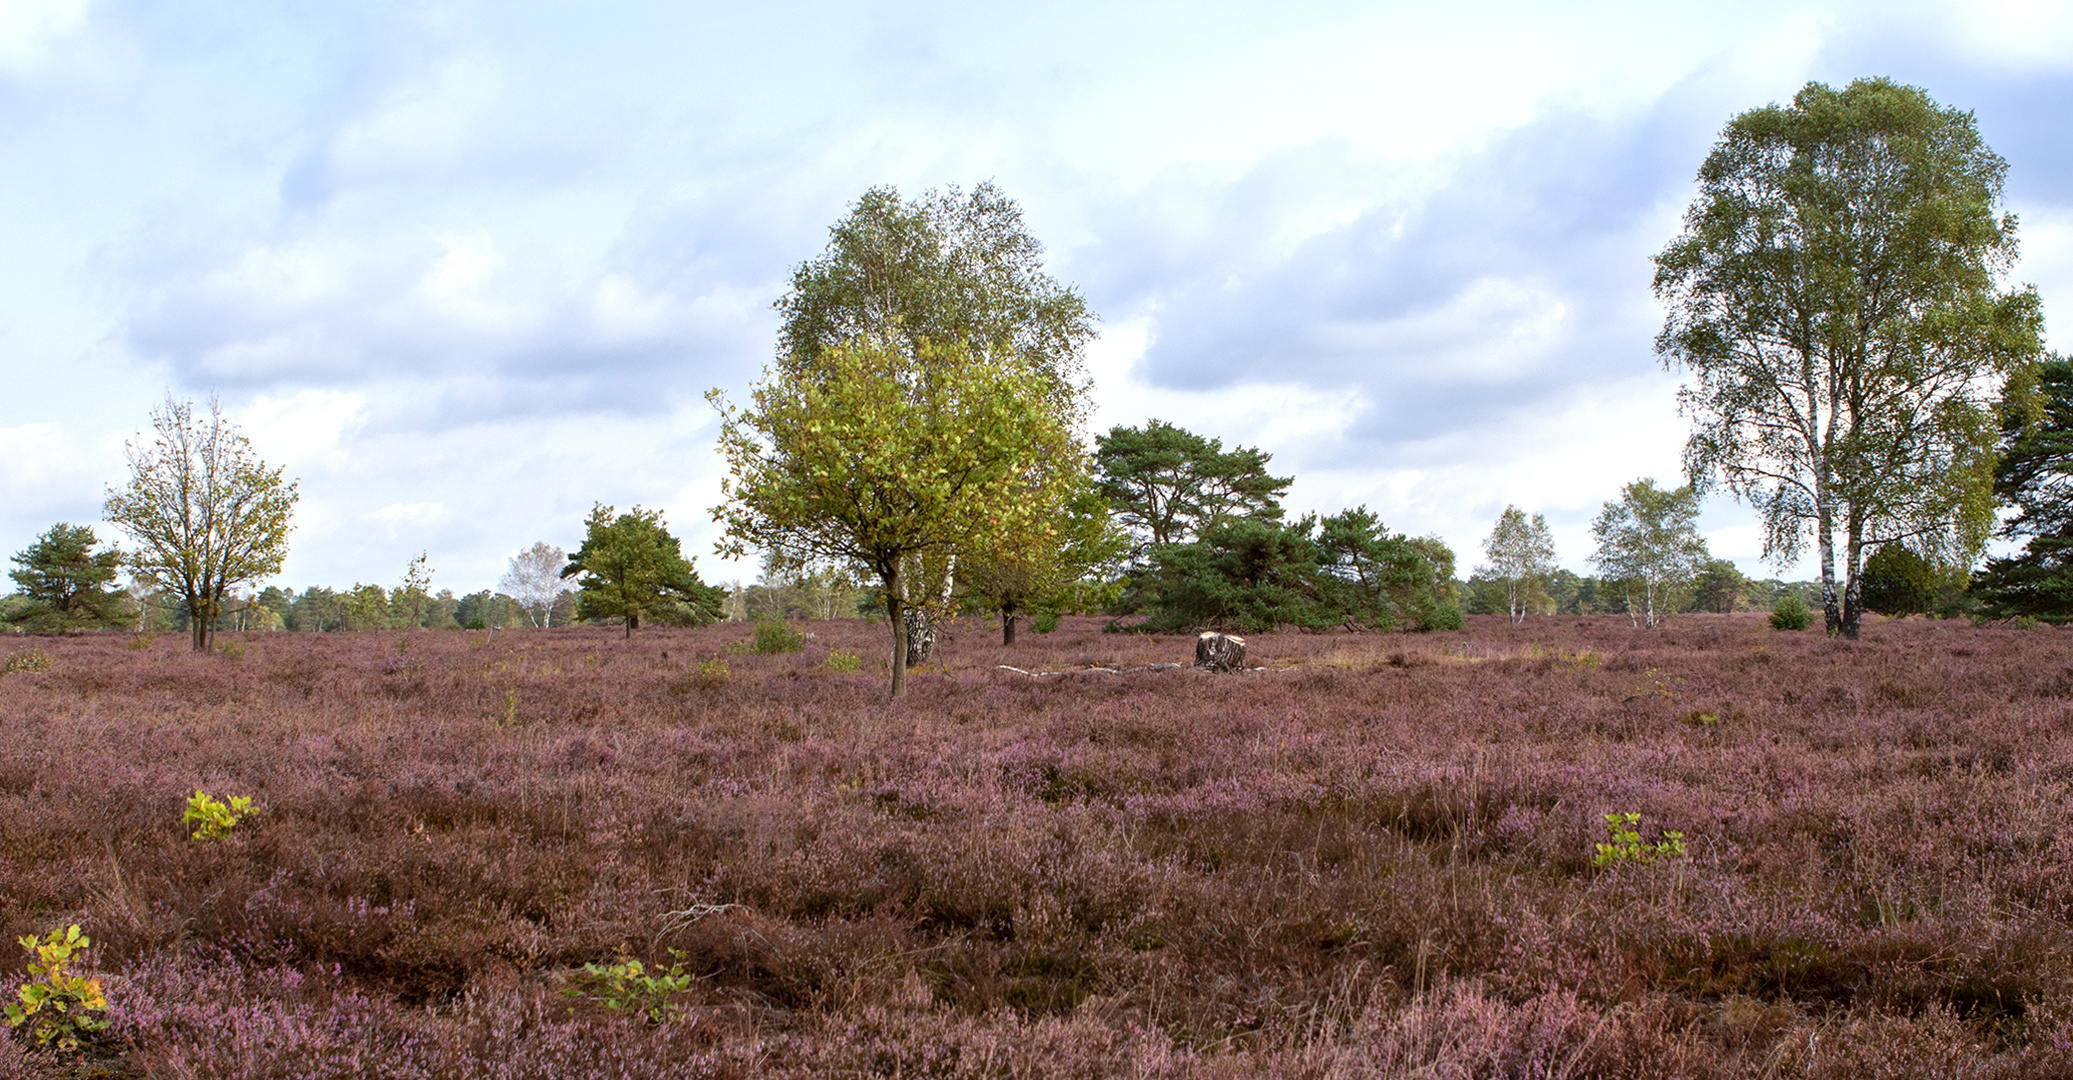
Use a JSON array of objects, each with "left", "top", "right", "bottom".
[{"left": 1096, "top": 420, "right": 1460, "bottom": 634}]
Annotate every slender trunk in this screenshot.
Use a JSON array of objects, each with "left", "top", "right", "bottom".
[
  {"left": 1842, "top": 512, "right": 1865, "bottom": 640},
  {"left": 1002, "top": 603, "right": 1017, "bottom": 646},
  {"left": 190, "top": 606, "right": 208, "bottom": 651},
  {"left": 1815, "top": 479, "right": 1841, "bottom": 637},
  {"left": 624, "top": 611, "right": 636, "bottom": 639},
  {"left": 885, "top": 565, "right": 906, "bottom": 699}
]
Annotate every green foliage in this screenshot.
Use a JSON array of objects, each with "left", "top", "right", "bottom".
[
  {"left": 563, "top": 505, "right": 725, "bottom": 637},
  {"left": 2, "top": 649, "right": 53, "bottom": 674},
  {"left": 562, "top": 952, "right": 697, "bottom": 1024},
  {"left": 1479, "top": 506, "right": 1557, "bottom": 626},
  {"left": 128, "top": 632, "right": 156, "bottom": 651},
  {"left": 712, "top": 337, "right": 1080, "bottom": 697},
  {"left": 735, "top": 181, "right": 1097, "bottom": 694},
  {"left": 1030, "top": 611, "right": 1061, "bottom": 634},
  {"left": 104, "top": 396, "right": 299, "bottom": 652},
  {"left": 5, "top": 523, "right": 131, "bottom": 632},
  {"left": 1656, "top": 79, "right": 2043, "bottom": 639},
  {"left": 824, "top": 649, "right": 861, "bottom": 672},
  {"left": 183, "top": 789, "right": 253, "bottom": 841},
  {"left": 1973, "top": 359, "right": 2073, "bottom": 622},
  {"left": 6, "top": 925, "right": 108, "bottom": 1054},
  {"left": 1590, "top": 479, "right": 1710, "bottom": 629},
  {"left": 1593, "top": 813, "right": 1687, "bottom": 868},
  {"left": 1095, "top": 419, "right": 1292, "bottom": 553},
  {"left": 1859, "top": 544, "right": 1937, "bottom": 618},
  {"left": 774, "top": 182, "right": 1093, "bottom": 417},
  {"left": 752, "top": 618, "right": 805, "bottom": 654},
  {"left": 963, "top": 480, "right": 1132, "bottom": 644},
  {"left": 1771, "top": 592, "right": 1813, "bottom": 631},
  {"left": 1135, "top": 510, "right": 1458, "bottom": 634}
]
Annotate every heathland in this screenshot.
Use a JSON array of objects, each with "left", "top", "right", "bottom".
[{"left": 5, "top": 615, "right": 2073, "bottom": 1077}]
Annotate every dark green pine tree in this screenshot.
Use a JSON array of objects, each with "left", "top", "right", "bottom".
[
  {"left": 1973, "top": 359, "right": 2073, "bottom": 622},
  {"left": 6, "top": 523, "right": 132, "bottom": 631}
]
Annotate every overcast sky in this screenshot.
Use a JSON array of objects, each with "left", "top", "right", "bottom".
[{"left": 3, "top": 0, "right": 2070, "bottom": 595}]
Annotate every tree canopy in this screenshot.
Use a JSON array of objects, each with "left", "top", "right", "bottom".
[
  {"left": 1479, "top": 506, "right": 1557, "bottom": 626},
  {"left": 5, "top": 523, "right": 131, "bottom": 632},
  {"left": 1094, "top": 419, "right": 1292, "bottom": 554},
  {"left": 1589, "top": 479, "right": 1710, "bottom": 629},
  {"left": 104, "top": 397, "right": 298, "bottom": 651},
  {"left": 560, "top": 505, "right": 724, "bottom": 637},
  {"left": 771, "top": 182, "right": 1099, "bottom": 663},
  {"left": 776, "top": 181, "right": 1095, "bottom": 414},
  {"left": 1971, "top": 357, "right": 2073, "bottom": 621},
  {"left": 1134, "top": 509, "right": 1459, "bottom": 635},
  {"left": 1654, "top": 78, "right": 2045, "bottom": 638},
  {"left": 711, "top": 337, "right": 1079, "bottom": 696}
]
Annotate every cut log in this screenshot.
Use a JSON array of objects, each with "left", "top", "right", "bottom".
[{"left": 1194, "top": 631, "right": 1247, "bottom": 672}]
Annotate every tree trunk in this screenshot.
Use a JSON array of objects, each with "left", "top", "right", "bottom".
[
  {"left": 624, "top": 611, "right": 637, "bottom": 639},
  {"left": 885, "top": 566, "right": 907, "bottom": 699},
  {"left": 1002, "top": 601, "right": 1017, "bottom": 646},
  {"left": 1842, "top": 512, "right": 1865, "bottom": 640},
  {"left": 190, "top": 606, "right": 208, "bottom": 651},
  {"left": 1816, "top": 481, "right": 1841, "bottom": 636}
]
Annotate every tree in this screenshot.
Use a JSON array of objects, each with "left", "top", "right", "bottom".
[
  {"left": 962, "top": 482, "right": 1130, "bottom": 644},
  {"left": 1478, "top": 506, "right": 1556, "bottom": 626},
  {"left": 1094, "top": 420, "right": 1292, "bottom": 555},
  {"left": 5, "top": 524, "right": 131, "bottom": 631},
  {"left": 712, "top": 338, "right": 1078, "bottom": 697},
  {"left": 1971, "top": 358, "right": 2073, "bottom": 621},
  {"left": 561, "top": 505, "right": 724, "bottom": 637},
  {"left": 775, "top": 183, "right": 1097, "bottom": 661},
  {"left": 104, "top": 397, "right": 298, "bottom": 651},
  {"left": 1134, "top": 510, "right": 1458, "bottom": 635},
  {"left": 500, "top": 542, "right": 569, "bottom": 628},
  {"left": 1654, "top": 78, "right": 2046, "bottom": 639},
  {"left": 394, "top": 552, "right": 433, "bottom": 630},
  {"left": 1859, "top": 543, "right": 1936, "bottom": 617},
  {"left": 1590, "top": 479, "right": 1710, "bottom": 629},
  {"left": 1691, "top": 558, "right": 1747, "bottom": 614}
]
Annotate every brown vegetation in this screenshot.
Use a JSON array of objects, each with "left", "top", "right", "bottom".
[{"left": 4, "top": 614, "right": 2073, "bottom": 1076}]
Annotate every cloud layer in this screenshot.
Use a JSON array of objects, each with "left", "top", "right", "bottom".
[{"left": 1, "top": 1, "right": 2068, "bottom": 591}]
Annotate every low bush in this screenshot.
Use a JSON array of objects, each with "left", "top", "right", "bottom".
[{"left": 1770, "top": 592, "right": 1812, "bottom": 630}]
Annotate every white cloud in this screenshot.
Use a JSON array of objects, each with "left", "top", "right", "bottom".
[{"left": 0, "top": 0, "right": 88, "bottom": 73}]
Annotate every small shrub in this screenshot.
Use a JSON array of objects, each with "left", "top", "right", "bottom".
[
  {"left": 216, "top": 639, "right": 246, "bottom": 658},
  {"left": 562, "top": 952, "right": 696, "bottom": 1024},
  {"left": 2, "top": 650, "right": 53, "bottom": 674},
  {"left": 2015, "top": 615, "right": 2041, "bottom": 631},
  {"left": 752, "top": 618, "right": 805, "bottom": 655},
  {"left": 127, "top": 633, "right": 156, "bottom": 651},
  {"left": 825, "top": 649, "right": 861, "bottom": 673},
  {"left": 1416, "top": 601, "right": 1465, "bottom": 632},
  {"left": 1031, "top": 610, "right": 1061, "bottom": 634},
  {"left": 5, "top": 925, "right": 107, "bottom": 1054},
  {"left": 692, "top": 658, "right": 730, "bottom": 689},
  {"left": 183, "top": 790, "right": 254, "bottom": 841},
  {"left": 1770, "top": 593, "right": 1812, "bottom": 631},
  {"left": 1593, "top": 812, "right": 1686, "bottom": 867}
]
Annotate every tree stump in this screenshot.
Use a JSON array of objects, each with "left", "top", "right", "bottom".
[{"left": 1194, "top": 631, "right": 1247, "bottom": 672}]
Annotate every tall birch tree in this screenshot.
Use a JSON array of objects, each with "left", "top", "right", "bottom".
[{"left": 1654, "top": 78, "right": 2045, "bottom": 638}]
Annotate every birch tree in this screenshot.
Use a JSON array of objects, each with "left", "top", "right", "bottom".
[
  {"left": 1478, "top": 506, "right": 1556, "bottom": 626},
  {"left": 1654, "top": 78, "right": 2045, "bottom": 638},
  {"left": 1590, "top": 479, "right": 1710, "bottom": 629}
]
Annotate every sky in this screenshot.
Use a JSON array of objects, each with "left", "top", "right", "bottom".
[{"left": 2, "top": 0, "right": 2071, "bottom": 595}]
